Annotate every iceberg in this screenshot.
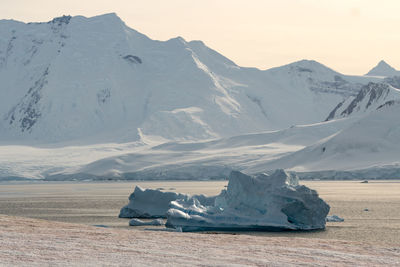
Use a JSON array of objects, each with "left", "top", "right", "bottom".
[
  {"left": 119, "top": 186, "right": 216, "bottom": 218},
  {"left": 129, "top": 218, "right": 164, "bottom": 226},
  {"left": 326, "top": 215, "right": 344, "bottom": 222},
  {"left": 166, "top": 170, "right": 330, "bottom": 231}
]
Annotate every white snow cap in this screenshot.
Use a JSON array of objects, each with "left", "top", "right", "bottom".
[{"left": 366, "top": 60, "right": 400, "bottom": 77}]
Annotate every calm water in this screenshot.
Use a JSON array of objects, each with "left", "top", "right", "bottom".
[{"left": 0, "top": 180, "right": 399, "bottom": 245}]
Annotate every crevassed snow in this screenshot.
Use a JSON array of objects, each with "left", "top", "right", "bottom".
[{"left": 165, "top": 170, "right": 330, "bottom": 231}]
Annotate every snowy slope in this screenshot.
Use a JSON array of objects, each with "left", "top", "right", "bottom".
[
  {"left": 365, "top": 60, "right": 400, "bottom": 77},
  {"left": 0, "top": 14, "right": 378, "bottom": 144},
  {"left": 1, "top": 13, "right": 399, "bottom": 181},
  {"left": 0, "top": 117, "right": 353, "bottom": 180},
  {"left": 258, "top": 102, "right": 400, "bottom": 178},
  {"left": 325, "top": 82, "right": 400, "bottom": 120}
]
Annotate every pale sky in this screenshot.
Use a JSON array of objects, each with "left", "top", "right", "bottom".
[{"left": 1, "top": 0, "right": 400, "bottom": 75}]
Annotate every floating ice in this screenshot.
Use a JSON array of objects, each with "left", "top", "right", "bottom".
[
  {"left": 119, "top": 186, "right": 216, "bottom": 218},
  {"left": 166, "top": 170, "right": 330, "bottom": 231},
  {"left": 129, "top": 218, "right": 164, "bottom": 226},
  {"left": 326, "top": 215, "right": 344, "bottom": 222}
]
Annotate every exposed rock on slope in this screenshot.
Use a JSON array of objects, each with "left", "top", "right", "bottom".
[{"left": 325, "top": 82, "right": 400, "bottom": 121}]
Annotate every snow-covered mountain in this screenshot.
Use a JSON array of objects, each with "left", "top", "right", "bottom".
[
  {"left": 1, "top": 13, "right": 399, "bottom": 181},
  {"left": 365, "top": 60, "right": 400, "bottom": 77},
  {"left": 259, "top": 102, "right": 400, "bottom": 179},
  {"left": 325, "top": 82, "right": 400, "bottom": 121},
  {"left": 0, "top": 14, "right": 377, "bottom": 144}
]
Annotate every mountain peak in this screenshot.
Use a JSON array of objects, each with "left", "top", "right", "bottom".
[
  {"left": 366, "top": 60, "right": 398, "bottom": 77},
  {"left": 48, "top": 15, "right": 72, "bottom": 25},
  {"left": 268, "top": 59, "right": 340, "bottom": 76},
  {"left": 91, "top": 12, "right": 121, "bottom": 20}
]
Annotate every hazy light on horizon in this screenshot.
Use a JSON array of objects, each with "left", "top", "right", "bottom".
[{"left": 2, "top": 0, "right": 400, "bottom": 75}]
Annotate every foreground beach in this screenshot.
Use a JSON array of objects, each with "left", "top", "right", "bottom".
[
  {"left": 1, "top": 180, "right": 400, "bottom": 245},
  {"left": 1, "top": 180, "right": 400, "bottom": 265},
  {"left": 1, "top": 214, "right": 399, "bottom": 266}
]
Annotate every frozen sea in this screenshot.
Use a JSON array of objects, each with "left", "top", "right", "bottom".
[{"left": 0, "top": 180, "right": 399, "bottom": 246}]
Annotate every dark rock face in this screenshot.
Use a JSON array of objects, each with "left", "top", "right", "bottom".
[
  {"left": 377, "top": 100, "right": 399, "bottom": 110},
  {"left": 325, "top": 101, "right": 344, "bottom": 121},
  {"left": 123, "top": 55, "right": 142, "bottom": 64},
  {"left": 325, "top": 82, "right": 391, "bottom": 121},
  {"left": 49, "top": 15, "right": 72, "bottom": 26},
  {"left": 6, "top": 67, "right": 49, "bottom": 132},
  {"left": 341, "top": 83, "right": 389, "bottom": 116}
]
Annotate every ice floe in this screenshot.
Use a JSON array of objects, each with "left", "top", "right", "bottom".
[
  {"left": 129, "top": 218, "right": 164, "bottom": 226},
  {"left": 326, "top": 215, "right": 344, "bottom": 222}
]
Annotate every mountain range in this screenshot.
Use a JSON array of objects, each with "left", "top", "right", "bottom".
[{"left": 0, "top": 14, "right": 399, "bottom": 180}]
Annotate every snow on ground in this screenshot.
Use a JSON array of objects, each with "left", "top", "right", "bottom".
[
  {"left": 0, "top": 215, "right": 398, "bottom": 266},
  {"left": 259, "top": 102, "right": 400, "bottom": 177},
  {"left": 1, "top": 102, "right": 399, "bottom": 180},
  {"left": 0, "top": 117, "right": 352, "bottom": 180},
  {"left": 0, "top": 141, "right": 145, "bottom": 179}
]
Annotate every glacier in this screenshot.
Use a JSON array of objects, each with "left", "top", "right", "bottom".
[{"left": 165, "top": 170, "right": 330, "bottom": 231}]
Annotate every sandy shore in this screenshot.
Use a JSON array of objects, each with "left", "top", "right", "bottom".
[{"left": 0, "top": 214, "right": 399, "bottom": 266}]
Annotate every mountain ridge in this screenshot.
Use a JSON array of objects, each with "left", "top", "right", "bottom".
[{"left": 0, "top": 14, "right": 380, "bottom": 144}]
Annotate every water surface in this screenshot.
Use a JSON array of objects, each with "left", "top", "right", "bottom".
[{"left": 0, "top": 180, "right": 399, "bottom": 245}]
